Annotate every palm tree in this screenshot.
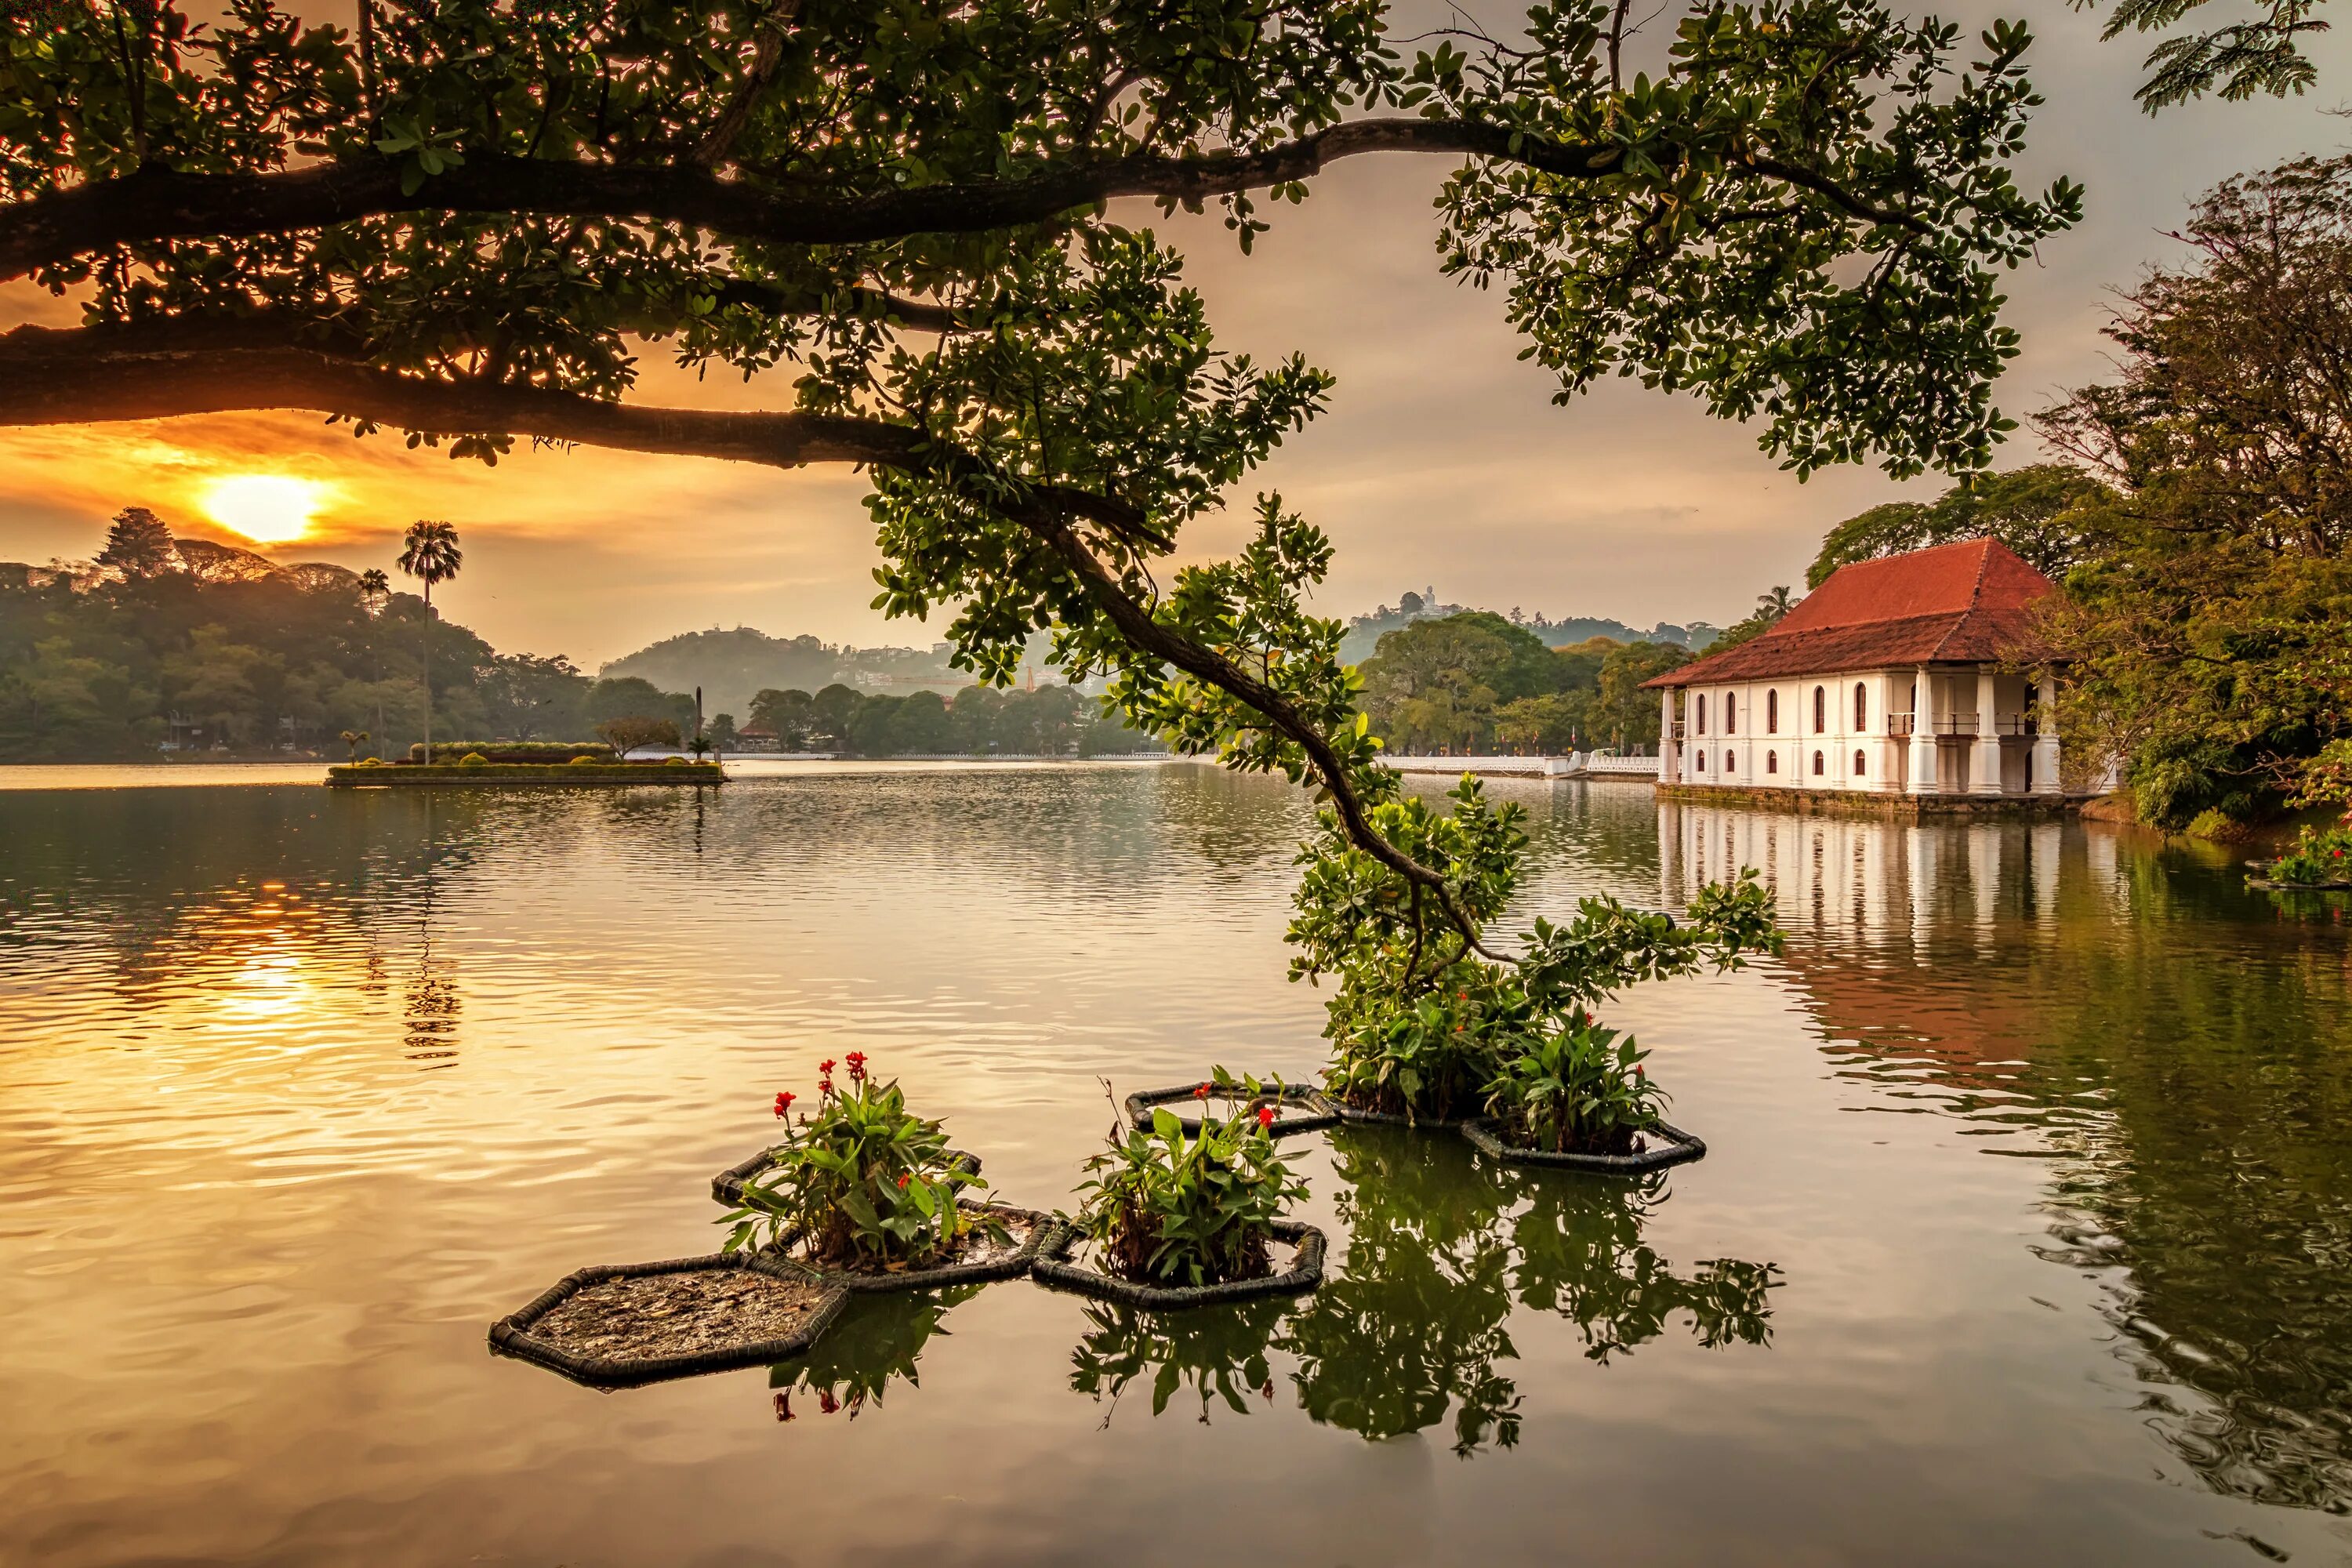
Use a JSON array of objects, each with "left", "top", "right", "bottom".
[
  {"left": 1756, "top": 585, "right": 1797, "bottom": 623},
  {"left": 396, "top": 522, "right": 463, "bottom": 759},
  {"left": 358, "top": 568, "right": 390, "bottom": 756}
]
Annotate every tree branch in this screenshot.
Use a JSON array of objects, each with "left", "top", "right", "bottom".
[{"left": 1, "top": 116, "right": 1919, "bottom": 281}]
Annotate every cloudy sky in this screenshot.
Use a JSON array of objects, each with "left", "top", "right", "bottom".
[{"left": 2, "top": 3, "right": 2347, "bottom": 666}]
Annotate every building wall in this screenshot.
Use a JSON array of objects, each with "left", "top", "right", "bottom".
[
  {"left": 1665, "top": 666, "right": 2050, "bottom": 796},
  {"left": 1669, "top": 669, "right": 1914, "bottom": 794}
]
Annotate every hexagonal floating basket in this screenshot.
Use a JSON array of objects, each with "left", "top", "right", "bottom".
[
  {"left": 1032, "top": 1218, "right": 1327, "bottom": 1309},
  {"left": 1326, "top": 1098, "right": 1475, "bottom": 1133},
  {"left": 488, "top": 1251, "right": 850, "bottom": 1388},
  {"left": 775, "top": 1203, "right": 1065, "bottom": 1294},
  {"left": 710, "top": 1145, "right": 981, "bottom": 1207},
  {"left": 1122, "top": 1080, "right": 1340, "bottom": 1138},
  {"left": 1460, "top": 1118, "right": 1707, "bottom": 1174}
]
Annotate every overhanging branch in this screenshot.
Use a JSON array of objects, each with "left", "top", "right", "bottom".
[{"left": 0, "top": 115, "right": 1918, "bottom": 281}]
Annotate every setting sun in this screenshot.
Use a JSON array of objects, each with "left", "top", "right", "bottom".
[{"left": 199, "top": 474, "right": 329, "bottom": 546}]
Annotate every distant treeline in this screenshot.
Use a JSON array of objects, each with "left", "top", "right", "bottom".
[
  {"left": 0, "top": 517, "right": 693, "bottom": 761},
  {"left": 1357, "top": 612, "right": 1689, "bottom": 754},
  {"left": 735, "top": 682, "right": 1160, "bottom": 757}
]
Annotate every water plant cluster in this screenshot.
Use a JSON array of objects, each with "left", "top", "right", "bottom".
[
  {"left": 2263, "top": 822, "right": 2352, "bottom": 888},
  {"left": 1290, "top": 777, "right": 1783, "bottom": 1153}
]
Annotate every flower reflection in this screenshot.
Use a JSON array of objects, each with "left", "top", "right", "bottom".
[{"left": 767, "top": 1287, "right": 977, "bottom": 1421}]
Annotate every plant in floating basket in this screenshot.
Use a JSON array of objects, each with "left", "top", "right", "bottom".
[
  {"left": 1074, "top": 1098, "right": 1308, "bottom": 1288},
  {"left": 2263, "top": 822, "right": 2352, "bottom": 886},
  {"left": 720, "top": 1058, "right": 1001, "bottom": 1272},
  {"left": 1290, "top": 778, "right": 1784, "bottom": 1127},
  {"left": 1480, "top": 1015, "right": 1663, "bottom": 1157}
]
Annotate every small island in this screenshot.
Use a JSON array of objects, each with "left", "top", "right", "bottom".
[{"left": 328, "top": 740, "right": 723, "bottom": 789}]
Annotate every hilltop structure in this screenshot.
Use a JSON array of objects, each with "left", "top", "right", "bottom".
[{"left": 1644, "top": 539, "right": 2069, "bottom": 802}]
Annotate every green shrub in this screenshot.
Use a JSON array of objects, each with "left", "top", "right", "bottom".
[
  {"left": 459, "top": 752, "right": 489, "bottom": 768},
  {"left": 568, "top": 753, "right": 599, "bottom": 766},
  {"left": 423, "top": 741, "right": 615, "bottom": 764},
  {"left": 2268, "top": 822, "right": 2352, "bottom": 884},
  {"left": 1480, "top": 1014, "right": 1666, "bottom": 1154},
  {"left": 664, "top": 755, "right": 687, "bottom": 765},
  {"left": 1291, "top": 777, "right": 1780, "bottom": 1124},
  {"left": 721, "top": 1056, "right": 996, "bottom": 1269},
  {"left": 1073, "top": 1087, "right": 1306, "bottom": 1286}
]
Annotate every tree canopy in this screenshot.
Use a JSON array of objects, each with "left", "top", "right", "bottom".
[{"left": 1, "top": 0, "right": 2080, "bottom": 935}]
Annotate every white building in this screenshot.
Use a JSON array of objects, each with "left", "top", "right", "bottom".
[{"left": 1644, "top": 539, "right": 2065, "bottom": 799}]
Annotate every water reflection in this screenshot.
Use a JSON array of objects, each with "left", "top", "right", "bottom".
[
  {"left": 1657, "top": 801, "right": 2352, "bottom": 1512},
  {"left": 768, "top": 1286, "right": 980, "bottom": 1421},
  {"left": 1069, "top": 1123, "right": 1781, "bottom": 1456},
  {"left": 1070, "top": 1296, "right": 1287, "bottom": 1426}
]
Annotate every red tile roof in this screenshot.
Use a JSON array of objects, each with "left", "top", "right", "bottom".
[{"left": 1643, "top": 538, "right": 2062, "bottom": 688}]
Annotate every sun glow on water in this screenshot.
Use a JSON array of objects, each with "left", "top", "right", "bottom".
[{"left": 199, "top": 474, "right": 329, "bottom": 545}]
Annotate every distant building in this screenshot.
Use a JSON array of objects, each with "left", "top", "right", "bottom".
[{"left": 1642, "top": 539, "right": 2067, "bottom": 798}]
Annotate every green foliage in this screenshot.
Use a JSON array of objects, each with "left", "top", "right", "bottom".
[
  {"left": 1480, "top": 1015, "right": 1667, "bottom": 1155},
  {"left": 2082, "top": 0, "right": 2331, "bottom": 110},
  {"left": 1291, "top": 773, "right": 1781, "bottom": 1122},
  {"left": 722, "top": 1060, "right": 994, "bottom": 1271},
  {"left": 1073, "top": 1094, "right": 1308, "bottom": 1287},
  {"left": 419, "top": 741, "right": 611, "bottom": 762},
  {"left": 1070, "top": 1297, "right": 1287, "bottom": 1424},
  {"left": 583, "top": 676, "right": 695, "bottom": 732},
  {"left": 591, "top": 713, "right": 681, "bottom": 757},
  {"left": 456, "top": 750, "right": 488, "bottom": 768},
  {"left": 2267, "top": 823, "right": 2352, "bottom": 885},
  {"left": 1806, "top": 464, "right": 2112, "bottom": 588},
  {"left": 2039, "top": 157, "right": 2352, "bottom": 825},
  {"left": 0, "top": 514, "right": 575, "bottom": 760}
]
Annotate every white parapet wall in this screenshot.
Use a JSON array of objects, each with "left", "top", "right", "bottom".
[{"left": 1382, "top": 753, "right": 1661, "bottom": 780}]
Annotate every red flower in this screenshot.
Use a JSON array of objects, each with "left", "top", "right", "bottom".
[
  {"left": 773, "top": 1391, "right": 793, "bottom": 1422},
  {"left": 1633, "top": 1064, "right": 1646, "bottom": 1080},
  {"left": 818, "top": 1058, "right": 837, "bottom": 1076},
  {"left": 846, "top": 1051, "right": 869, "bottom": 1081},
  {"left": 818, "top": 1075, "right": 835, "bottom": 1097},
  {"left": 1457, "top": 991, "right": 1468, "bottom": 1000},
  {"left": 818, "top": 1390, "right": 839, "bottom": 1414},
  {"left": 1258, "top": 1105, "right": 1276, "bottom": 1131},
  {"left": 1195, "top": 1083, "right": 1211, "bottom": 1101},
  {"left": 897, "top": 1173, "right": 911, "bottom": 1189},
  {"left": 774, "top": 1091, "right": 795, "bottom": 1118}
]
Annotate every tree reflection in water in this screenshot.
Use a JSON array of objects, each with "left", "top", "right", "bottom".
[
  {"left": 768, "top": 1286, "right": 979, "bottom": 1422},
  {"left": 1066, "top": 1124, "right": 1782, "bottom": 1454},
  {"left": 1070, "top": 1296, "right": 1288, "bottom": 1426}
]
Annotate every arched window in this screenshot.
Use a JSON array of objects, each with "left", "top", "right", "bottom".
[
  {"left": 1813, "top": 686, "right": 1826, "bottom": 734},
  {"left": 1853, "top": 749, "right": 1867, "bottom": 777},
  {"left": 1766, "top": 750, "right": 1779, "bottom": 774},
  {"left": 1766, "top": 689, "right": 1779, "bottom": 733},
  {"left": 1725, "top": 693, "right": 1737, "bottom": 734},
  {"left": 1853, "top": 681, "right": 1868, "bottom": 731},
  {"left": 1696, "top": 750, "right": 1708, "bottom": 771},
  {"left": 1723, "top": 750, "right": 1735, "bottom": 774},
  {"left": 1813, "top": 750, "right": 1824, "bottom": 776}
]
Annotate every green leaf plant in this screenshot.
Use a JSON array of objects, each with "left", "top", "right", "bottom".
[
  {"left": 722, "top": 1053, "right": 1001, "bottom": 1272},
  {"left": 1073, "top": 1084, "right": 1308, "bottom": 1287}
]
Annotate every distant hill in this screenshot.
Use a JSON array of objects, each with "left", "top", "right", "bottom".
[
  {"left": 1338, "top": 587, "right": 1717, "bottom": 666},
  {"left": 598, "top": 626, "right": 995, "bottom": 719}
]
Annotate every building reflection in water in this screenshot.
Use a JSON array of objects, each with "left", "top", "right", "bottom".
[{"left": 1657, "top": 800, "right": 2352, "bottom": 1513}]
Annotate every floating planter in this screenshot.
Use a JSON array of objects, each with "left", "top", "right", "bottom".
[
  {"left": 488, "top": 1252, "right": 848, "bottom": 1387},
  {"left": 774, "top": 1202, "right": 1062, "bottom": 1294},
  {"left": 1123, "top": 1076, "right": 1340, "bottom": 1138},
  {"left": 1461, "top": 1117, "right": 1706, "bottom": 1174},
  {"left": 1326, "top": 1098, "right": 1475, "bottom": 1132},
  {"left": 1033, "top": 1218, "right": 1327, "bottom": 1308}
]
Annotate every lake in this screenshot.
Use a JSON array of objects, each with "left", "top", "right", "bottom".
[{"left": 2, "top": 762, "right": 2347, "bottom": 1565}]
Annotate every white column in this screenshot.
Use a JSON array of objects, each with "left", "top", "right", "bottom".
[
  {"left": 2033, "top": 674, "right": 2062, "bottom": 796},
  {"left": 1659, "top": 686, "right": 1677, "bottom": 782},
  {"left": 1969, "top": 665, "right": 2004, "bottom": 796},
  {"left": 1907, "top": 662, "right": 1937, "bottom": 794}
]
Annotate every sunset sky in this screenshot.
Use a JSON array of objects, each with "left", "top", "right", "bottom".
[{"left": 2, "top": 3, "right": 2347, "bottom": 669}]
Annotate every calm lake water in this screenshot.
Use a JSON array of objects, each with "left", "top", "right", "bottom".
[{"left": 2, "top": 762, "right": 2348, "bottom": 1566}]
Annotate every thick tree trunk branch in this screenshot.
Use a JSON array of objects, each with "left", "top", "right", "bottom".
[{"left": 0, "top": 116, "right": 1915, "bottom": 281}]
